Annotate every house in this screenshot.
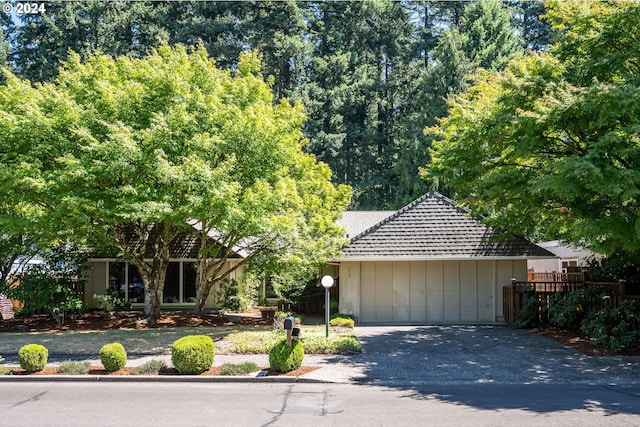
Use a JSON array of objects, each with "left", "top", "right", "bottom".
[
  {"left": 334, "top": 191, "right": 555, "bottom": 323},
  {"left": 84, "top": 228, "right": 248, "bottom": 310},
  {"left": 527, "top": 240, "right": 599, "bottom": 279},
  {"left": 82, "top": 191, "right": 555, "bottom": 319}
]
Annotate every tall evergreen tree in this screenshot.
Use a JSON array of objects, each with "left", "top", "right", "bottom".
[
  {"left": 459, "top": 0, "right": 521, "bottom": 71},
  {"left": 243, "top": 1, "right": 311, "bottom": 101},
  {"left": 164, "top": 1, "right": 251, "bottom": 70},
  {"left": 508, "top": 0, "right": 553, "bottom": 51},
  {"left": 394, "top": 0, "right": 522, "bottom": 207},
  {"left": 12, "top": 1, "right": 170, "bottom": 82},
  {"left": 5, "top": 0, "right": 542, "bottom": 211},
  {"left": 305, "top": 0, "right": 415, "bottom": 209}
]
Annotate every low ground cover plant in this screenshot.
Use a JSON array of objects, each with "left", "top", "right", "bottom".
[
  {"left": 329, "top": 315, "right": 355, "bottom": 328},
  {"left": 0, "top": 355, "right": 11, "bottom": 375},
  {"left": 172, "top": 335, "right": 215, "bottom": 374},
  {"left": 58, "top": 360, "right": 92, "bottom": 375},
  {"left": 219, "top": 361, "right": 259, "bottom": 376},
  {"left": 131, "top": 359, "right": 166, "bottom": 375},
  {"left": 226, "top": 326, "right": 362, "bottom": 354},
  {"left": 100, "top": 342, "right": 127, "bottom": 371},
  {"left": 18, "top": 344, "right": 48, "bottom": 372}
]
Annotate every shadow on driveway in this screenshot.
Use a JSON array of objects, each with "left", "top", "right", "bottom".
[{"left": 328, "top": 325, "right": 640, "bottom": 415}]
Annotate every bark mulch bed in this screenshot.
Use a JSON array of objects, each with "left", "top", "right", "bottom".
[
  {"left": 0, "top": 309, "right": 270, "bottom": 333},
  {"left": 530, "top": 327, "right": 640, "bottom": 357}
]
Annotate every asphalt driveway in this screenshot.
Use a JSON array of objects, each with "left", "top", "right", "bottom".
[{"left": 346, "top": 325, "right": 640, "bottom": 386}]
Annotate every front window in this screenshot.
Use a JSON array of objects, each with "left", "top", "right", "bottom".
[
  {"left": 107, "top": 261, "right": 199, "bottom": 304},
  {"left": 108, "top": 262, "right": 126, "bottom": 300},
  {"left": 163, "top": 262, "right": 181, "bottom": 303},
  {"left": 183, "top": 262, "right": 197, "bottom": 303},
  {"left": 127, "top": 264, "right": 145, "bottom": 303}
]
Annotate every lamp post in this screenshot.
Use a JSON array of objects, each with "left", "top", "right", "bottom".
[{"left": 321, "top": 275, "right": 334, "bottom": 338}]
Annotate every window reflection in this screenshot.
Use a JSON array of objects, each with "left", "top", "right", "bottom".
[
  {"left": 183, "top": 262, "right": 197, "bottom": 303},
  {"left": 163, "top": 263, "right": 180, "bottom": 303},
  {"left": 108, "top": 261, "right": 201, "bottom": 304},
  {"left": 127, "top": 264, "right": 144, "bottom": 303},
  {"left": 108, "top": 262, "right": 126, "bottom": 300}
]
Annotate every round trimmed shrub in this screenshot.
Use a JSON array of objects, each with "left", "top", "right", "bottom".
[
  {"left": 18, "top": 344, "right": 48, "bottom": 372},
  {"left": 269, "top": 339, "right": 304, "bottom": 372},
  {"left": 330, "top": 316, "right": 355, "bottom": 328},
  {"left": 171, "top": 335, "right": 215, "bottom": 374},
  {"left": 100, "top": 342, "right": 127, "bottom": 372}
]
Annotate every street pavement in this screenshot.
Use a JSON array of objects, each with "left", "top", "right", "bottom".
[{"left": 2, "top": 324, "right": 640, "bottom": 385}]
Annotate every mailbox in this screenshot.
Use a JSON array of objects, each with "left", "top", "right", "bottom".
[
  {"left": 291, "top": 327, "right": 301, "bottom": 340},
  {"left": 284, "top": 316, "right": 295, "bottom": 347},
  {"left": 283, "top": 316, "right": 294, "bottom": 331}
]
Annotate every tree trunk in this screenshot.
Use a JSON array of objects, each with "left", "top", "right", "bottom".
[
  {"left": 192, "top": 227, "right": 250, "bottom": 317},
  {"left": 113, "top": 221, "right": 174, "bottom": 326},
  {"left": 194, "top": 282, "right": 213, "bottom": 317},
  {"left": 193, "top": 253, "right": 225, "bottom": 317},
  {"left": 142, "top": 271, "right": 165, "bottom": 325}
]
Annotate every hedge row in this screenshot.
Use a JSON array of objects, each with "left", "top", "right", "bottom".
[{"left": 5, "top": 334, "right": 305, "bottom": 374}]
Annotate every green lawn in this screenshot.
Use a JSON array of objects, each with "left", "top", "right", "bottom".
[
  {"left": 0, "top": 325, "right": 361, "bottom": 356},
  {"left": 226, "top": 326, "right": 362, "bottom": 354}
]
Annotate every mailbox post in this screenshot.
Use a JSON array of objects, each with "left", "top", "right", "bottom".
[
  {"left": 284, "top": 315, "right": 295, "bottom": 346},
  {"left": 321, "top": 275, "right": 334, "bottom": 338}
]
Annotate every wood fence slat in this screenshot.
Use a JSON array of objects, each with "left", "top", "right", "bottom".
[{"left": 503, "top": 280, "right": 631, "bottom": 324}]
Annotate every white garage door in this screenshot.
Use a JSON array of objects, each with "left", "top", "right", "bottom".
[{"left": 359, "top": 261, "right": 495, "bottom": 323}]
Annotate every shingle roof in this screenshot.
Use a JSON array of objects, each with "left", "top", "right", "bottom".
[
  {"left": 339, "top": 191, "right": 555, "bottom": 260},
  {"left": 92, "top": 222, "right": 244, "bottom": 260},
  {"left": 337, "top": 211, "right": 395, "bottom": 239}
]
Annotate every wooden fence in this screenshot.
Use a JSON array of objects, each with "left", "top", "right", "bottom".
[
  {"left": 527, "top": 271, "right": 585, "bottom": 283},
  {"left": 503, "top": 281, "right": 627, "bottom": 324}
]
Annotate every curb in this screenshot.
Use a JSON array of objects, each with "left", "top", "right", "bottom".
[{"left": 0, "top": 374, "right": 332, "bottom": 383}]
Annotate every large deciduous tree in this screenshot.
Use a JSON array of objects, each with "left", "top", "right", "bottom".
[
  {"left": 0, "top": 44, "right": 350, "bottom": 323},
  {"left": 426, "top": 1, "right": 640, "bottom": 256}
]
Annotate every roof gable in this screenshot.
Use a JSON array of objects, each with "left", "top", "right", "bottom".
[{"left": 340, "top": 191, "right": 554, "bottom": 260}]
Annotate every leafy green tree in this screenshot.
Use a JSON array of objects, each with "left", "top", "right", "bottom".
[
  {"left": 0, "top": 246, "right": 87, "bottom": 326},
  {"left": 0, "top": 44, "right": 350, "bottom": 322},
  {"left": 184, "top": 51, "right": 350, "bottom": 315},
  {"left": 427, "top": 1, "right": 640, "bottom": 256}
]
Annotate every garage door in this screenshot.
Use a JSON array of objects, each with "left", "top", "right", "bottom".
[{"left": 359, "top": 261, "right": 495, "bottom": 323}]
